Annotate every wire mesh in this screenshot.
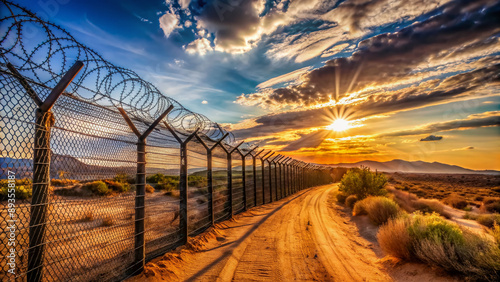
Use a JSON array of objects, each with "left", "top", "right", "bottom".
[{"left": 0, "top": 1, "right": 335, "bottom": 281}]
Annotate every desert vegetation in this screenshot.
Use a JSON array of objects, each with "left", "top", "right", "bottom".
[
  {"left": 378, "top": 213, "right": 500, "bottom": 280},
  {"left": 337, "top": 168, "right": 500, "bottom": 279},
  {"left": 0, "top": 178, "right": 32, "bottom": 200}
]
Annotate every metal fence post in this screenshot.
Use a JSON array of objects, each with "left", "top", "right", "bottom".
[
  {"left": 240, "top": 146, "right": 257, "bottom": 211},
  {"left": 260, "top": 152, "right": 274, "bottom": 204},
  {"left": 7, "top": 61, "right": 83, "bottom": 282},
  {"left": 120, "top": 105, "right": 172, "bottom": 275},
  {"left": 252, "top": 149, "right": 264, "bottom": 206},
  {"left": 194, "top": 133, "right": 228, "bottom": 226}
]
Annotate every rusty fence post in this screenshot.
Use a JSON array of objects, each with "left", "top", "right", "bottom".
[
  {"left": 119, "top": 104, "right": 173, "bottom": 275},
  {"left": 8, "top": 61, "right": 83, "bottom": 282}
]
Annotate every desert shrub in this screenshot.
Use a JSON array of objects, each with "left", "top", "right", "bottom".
[
  {"left": 104, "top": 180, "right": 129, "bottom": 193},
  {"left": 345, "top": 195, "right": 358, "bottom": 209},
  {"left": 51, "top": 179, "right": 79, "bottom": 186},
  {"left": 353, "top": 196, "right": 400, "bottom": 225},
  {"left": 0, "top": 179, "right": 33, "bottom": 200},
  {"left": 339, "top": 166, "right": 387, "bottom": 199},
  {"left": 336, "top": 192, "right": 348, "bottom": 204},
  {"left": 164, "top": 190, "right": 180, "bottom": 198},
  {"left": 145, "top": 184, "right": 155, "bottom": 193},
  {"left": 414, "top": 199, "right": 451, "bottom": 219},
  {"left": 83, "top": 181, "right": 109, "bottom": 196},
  {"left": 443, "top": 194, "right": 468, "bottom": 209},
  {"left": 0, "top": 184, "right": 32, "bottom": 200},
  {"left": 474, "top": 214, "right": 500, "bottom": 228},
  {"left": 155, "top": 182, "right": 177, "bottom": 192},
  {"left": 379, "top": 213, "right": 500, "bottom": 279},
  {"left": 492, "top": 187, "right": 500, "bottom": 193},
  {"left": 484, "top": 198, "right": 500, "bottom": 213},
  {"left": 148, "top": 173, "right": 179, "bottom": 192},
  {"left": 377, "top": 214, "right": 412, "bottom": 260},
  {"left": 113, "top": 173, "right": 135, "bottom": 184},
  {"left": 188, "top": 175, "right": 208, "bottom": 188},
  {"left": 475, "top": 195, "right": 484, "bottom": 201},
  {"left": 490, "top": 223, "right": 500, "bottom": 248}
]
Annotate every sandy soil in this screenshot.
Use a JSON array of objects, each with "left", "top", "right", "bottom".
[{"left": 128, "top": 184, "right": 460, "bottom": 282}]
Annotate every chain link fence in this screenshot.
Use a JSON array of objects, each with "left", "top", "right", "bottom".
[{"left": 0, "top": 1, "right": 334, "bottom": 281}]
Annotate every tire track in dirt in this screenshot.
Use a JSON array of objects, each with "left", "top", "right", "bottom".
[{"left": 131, "top": 184, "right": 391, "bottom": 281}]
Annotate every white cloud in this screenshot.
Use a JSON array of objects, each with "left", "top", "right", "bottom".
[
  {"left": 185, "top": 38, "right": 213, "bottom": 55},
  {"left": 179, "top": 0, "right": 191, "bottom": 9},
  {"left": 159, "top": 11, "right": 180, "bottom": 38},
  {"left": 257, "top": 66, "right": 312, "bottom": 89},
  {"left": 202, "top": 100, "right": 208, "bottom": 104}
]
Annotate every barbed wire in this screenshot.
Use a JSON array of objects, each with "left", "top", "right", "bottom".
[{"left": 0, "top": 0, "right": 236, "bottom": 144}]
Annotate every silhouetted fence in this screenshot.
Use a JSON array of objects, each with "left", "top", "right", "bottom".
[{"left": 0, "top": 1, "right": 333, "bottom": 281}]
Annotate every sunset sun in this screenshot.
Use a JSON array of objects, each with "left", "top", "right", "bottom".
[{"left": 327, "top": 119, "right": 351, "bottom": 132}]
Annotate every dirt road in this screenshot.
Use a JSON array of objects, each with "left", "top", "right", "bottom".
[{"left": 132, "top": 184, "right": 390, "bottom": 281}]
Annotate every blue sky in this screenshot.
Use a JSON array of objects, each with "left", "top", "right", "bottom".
[{"left": 11, "top": 0, "right": 500, "bottom": 169}]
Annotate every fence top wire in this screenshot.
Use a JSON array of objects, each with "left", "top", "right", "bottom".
[{"left": 0, "top": 0, "right": 245, "bottom": 146}]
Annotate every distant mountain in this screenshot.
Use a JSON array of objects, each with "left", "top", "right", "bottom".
[{"left": 326, "top": 159, "right": 500, "bottom": 175}]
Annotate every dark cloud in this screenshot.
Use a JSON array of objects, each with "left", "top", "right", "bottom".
[
  {"left": 420, "top": 135, "right": 443, "bottom": 141},
  {"left": 194, "top": 0, "right": 262, "bottom": 52},
  {"left": 232, "top": 64, "right": 500, "bottom": 140},
  {"left": 238, "top": 0, "right": 500, "bottom": 107}
]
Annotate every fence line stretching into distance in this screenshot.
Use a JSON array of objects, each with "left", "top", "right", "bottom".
[{"left": 0, "top": 1, "right": 334, "bottom": 281}]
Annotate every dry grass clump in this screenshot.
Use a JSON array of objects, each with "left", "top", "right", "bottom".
[
  {"left": 443, "top": 193, "right": 468, "bottom": 209},
  {"left": 489, "top": 223, "right": 500, "bottom": 248},
  {"left": 483, "top": 197, "right": 500, "bottom": 213},
  {"left": 164, "top": 190, "right": 180, "bottom": 198},
  {"left": 464, "top": 213, "right": 500, "bottom": 228},
  {"left": 353, "top": 196, "right": 400, "bottom": 225},
  {"left": 388, "top": 187, "right": 450, "bottom": 218},
  {"left": 378, "top": 212, "right": 500, "bottom": 280},
  {"left": 345, "top": 195, "right": 358, "bottom": 209},
  {"left": 145, "top": 184, "right": 155, "bottom": 193},
  {"left": 103, "top": 180, "right": 130, "bottom": 193},
  {"left": 51, "top": 179, "right": 80, "bottom": 186},
  {"left": 377, "top": 215, "right": 412, "bottom": 260}
]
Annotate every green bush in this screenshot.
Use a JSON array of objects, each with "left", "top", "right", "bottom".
[
  {"left": 345, "top": 195, "right": 358, "bottom": 209},
  {"left": 113, "top": 173, "right": 135, "bottom": 184},
  {"left": 83, "top": 181, "right": 109, "bottom": 196},
  {"left": 378, "top": 213, "right": 500, "bottom": 279},
  {"left": 353, "top": 196, "right": 400, "bottom": 225},
  {"left": 155, "top": 182, "right": 177, "bottom": 192},
  {"left": 339, "top": 167, "right": 387, "bottom": 200},
  {"left": 188, "top": 175, "right": 208, "bottom": 188},
  {"left": 147, "top": 173, "right": 179, "bottom": 191}
]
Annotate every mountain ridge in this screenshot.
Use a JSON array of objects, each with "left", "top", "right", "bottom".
[{"left": 325, "top": 159, "right": 499, "bottom": 175}]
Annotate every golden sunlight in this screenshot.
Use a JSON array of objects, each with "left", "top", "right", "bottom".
[{"left": 327, "top": 118, "right": 351, "bottom": 132}]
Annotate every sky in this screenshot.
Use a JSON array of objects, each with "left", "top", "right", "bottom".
[{"left": 16, "top": 0, "right": 500, "bottom": 170}]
